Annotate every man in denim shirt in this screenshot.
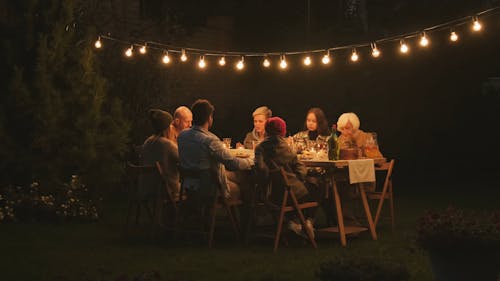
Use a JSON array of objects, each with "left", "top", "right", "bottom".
[{"left": 178, "top": 99, "right": 253, "bottom": 203}]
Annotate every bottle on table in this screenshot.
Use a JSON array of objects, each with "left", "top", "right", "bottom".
[{"left": 327, "top": 124, "right": 339, "bottom": 160}]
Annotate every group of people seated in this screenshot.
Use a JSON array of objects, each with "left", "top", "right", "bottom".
[{"left": 139, "top": 99, "right": 383, "bottom": 238}]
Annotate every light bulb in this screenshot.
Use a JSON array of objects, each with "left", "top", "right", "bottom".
[
  {"left": 139, "top": 45, "right": 147, "bottom": 54},
  {"left": 236, "top": 57, "right": 244, "bottom": 70},
  {"left": 322, "top": 53, "right": 330, "bottom": 64},
  {"left": 263, "top": 58, "right": 270, "bottom": 68},
  {"left": 125, "top": 46, "right": 133, "bottom": 57},
  {"left": 280, "top": 56, "right": 287, "bottom": 69},
  {"left": 219, "top": 57, "right": 226, "bottom": 66},
  {"left": 303, "top": 56, "right": 311, "bottom": 66},
  {"left": 162, "top": 53, "right": 170, "bottom": 64},
  {"left": 472, "top": 19, "right": 482, "bottom": 31},
  {"left": 350, "top": 49, "right": 359, "bottom": 62},
  {"left": 400, "top": 41, "right": 409, "bottom": 54},
  {"left": 419, "top": 34, "right": 429, "bottom": 47},
  {"left": 371, "top": 43, "right": 380, "bottom": 58},
  {"left": 94, "top": 38, "right": 102, "bottom": 49},
  {"left": 180, "top": 49, "right": 187, "bottom": 62},
  {"left": 450, "top": 31, "right": 459, "bottom": 42},
  {"left": 198, "top": 56, "right": 206, "bottom": 69}
]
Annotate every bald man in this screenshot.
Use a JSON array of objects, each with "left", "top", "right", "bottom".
[{"left": 172, "top": 106, "right": 193, "bottom": 142}]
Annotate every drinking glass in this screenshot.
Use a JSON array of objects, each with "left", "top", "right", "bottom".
[{"left": 223, "top": 138, "right": 232, "bottom": 149}]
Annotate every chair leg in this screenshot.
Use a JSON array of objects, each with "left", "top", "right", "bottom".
[
  {"left": 289, "top": 192, "right": 317, "bottom": 249},
  {"left": 226, "top": 205, "right": 241, "bottom": 240},
  {"left": 359, "top": 186, "right": 377, "bottom": 241},
  {"left": 124, "top": 201, "right": 134, "bottom": 234},
  {"left": 274, "top": 191, "right": 288, "bottom": 252},
  {"left": 208, "top": 199, "right": 218, "bottom": 248},
  {"left": 389, "top": 183, "right": 395, "bottom": 232}
]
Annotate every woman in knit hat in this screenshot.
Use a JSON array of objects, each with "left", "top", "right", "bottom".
[
  {"left": 140, "top": 109, "right": 180, "bottom": 199},
  {"left": 254, "top": 117, "right": 319, "bottom": 239},
  {"left": 241, "top": 106, "right": 272, "bottom": 149}
]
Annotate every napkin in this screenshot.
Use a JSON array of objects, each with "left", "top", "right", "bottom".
[{"left": 348, "top": 158, "right": 375, "bottom": 184}]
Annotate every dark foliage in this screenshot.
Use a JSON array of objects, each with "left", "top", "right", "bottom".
[{"left": 416, "top": 206, "right": 500, "bottom": 251}]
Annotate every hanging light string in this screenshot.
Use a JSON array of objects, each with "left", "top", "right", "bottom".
[{"left": 95, "top": 6, "right": 500, "bottom": 60}]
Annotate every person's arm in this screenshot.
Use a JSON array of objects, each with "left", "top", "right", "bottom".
[
  {"left": 207, "top": 137, "right": 253, "bottom": 171},
  {"left": 290, "top": 155, "right": 307, "bottom": 180},
  {"left": 243, "top": 132, "right": 253, "bottom": 149}
]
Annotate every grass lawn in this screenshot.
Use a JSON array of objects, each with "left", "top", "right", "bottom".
[{"left": 1, "top": 179, "right": 498, "bottom": 281}]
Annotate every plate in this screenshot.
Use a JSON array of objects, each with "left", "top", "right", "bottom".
[{"left": 235, "top": 153, "right": 250, "bottom": 158}]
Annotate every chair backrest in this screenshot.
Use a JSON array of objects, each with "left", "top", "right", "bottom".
[
  {"left": 125, "top": 161, "right": 161, "bottom": 198},
  {"left": 374, "top": 159, "right": 395, "bottom": 191}
]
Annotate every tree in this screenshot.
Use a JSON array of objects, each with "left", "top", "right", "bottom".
[{"left": 0, "top": 0, "right": 129, "bottom": 192}]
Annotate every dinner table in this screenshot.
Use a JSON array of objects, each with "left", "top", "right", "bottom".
[{"left": 300, "top": 156, "right": 387, "bottom": 247}]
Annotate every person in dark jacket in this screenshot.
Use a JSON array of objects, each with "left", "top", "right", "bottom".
[{"left": 254, "top": 117, "right": 322, "bottom": 237}]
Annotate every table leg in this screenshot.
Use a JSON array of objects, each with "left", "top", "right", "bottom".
[
  {"left": 332, "top": 176, "right": 346, "bottom": 247},
  {"left": 358, "top": 185, "right": 377, "bottom": 241}
]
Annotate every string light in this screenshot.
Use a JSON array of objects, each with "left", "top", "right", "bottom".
[
  {"left": 94, "top": 37, "right": 102, "bottom": 49},
  {"left": 96, "top": 6, "right": 500, "bottom": 72},
  {"left": 400, "top": 40, "right": 409, "bottom": 54},
  {"left": 419, "top": 32, "right": 429, "bottom": 47},
  {"left": 472, "top": 16, "right": 482, "bottom": 31},
  {"left": 218, "top": 56, "right": 226, "bottom": 66},
  {"left": 322, "top": 51, "right": 331, "bottom": 64},
  {"left": 303, "top": 56, "right": 311, "bottom": 66},
  {"left": 125, "top": 45, "right": 133, "bottom": 57},
  {"left": 263, "top": 57, "right": 271, "bottom": 68},
  {"left": 236, "top": 56, "right": 245, "bottom": 70},
  {"left": 371, "top": 43, "right": 380, "bottom": 58},
  {"left": 350, "top": 49, "right": 359, "bottom": 62},
  {"left": 198, "top": 56, "right": 206, "bottom": 69},
  {"left": 450, "top": 30, "right": 459, "bottom": 42},
  {"left": 279, "top": 55, "right": 288, "bottom": 69},
  {"left": 162, "top": 51, "right": 170, "bottom": 64},
  {"left": 180, "top": 49, "right": 187, "bottom": 62}
]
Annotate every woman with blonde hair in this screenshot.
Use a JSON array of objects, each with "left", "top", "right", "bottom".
[{"left": 241, "top": 106, "right": 272, "bottom": 149}]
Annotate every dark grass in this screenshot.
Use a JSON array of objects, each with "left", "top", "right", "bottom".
[{"left": 1, "top": 179, "right": 498, "bottom": 281}]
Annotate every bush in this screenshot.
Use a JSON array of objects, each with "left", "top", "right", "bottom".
[
  {"left": 0, "top": 175, "right": 99, "bottom": 223},
  {"left": 416, "top": 206, "right": 500, "bottom": 251},
  {"left": 315, "top": 258, "right": 410, "bottom": 281}
]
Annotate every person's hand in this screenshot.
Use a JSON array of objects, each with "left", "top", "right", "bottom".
[{"left": 235, "top": 142, "right": 244, "bottom": 148}]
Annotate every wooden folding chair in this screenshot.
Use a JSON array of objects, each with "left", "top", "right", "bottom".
[
  {"left": 175, "top": 168, "right": 241, "bottom": 248},
  {"left": 124, "top": 162, "right": 158, "bottom": 235},
  {"left": 366, "top": 159, "right": 395, "bottom": 230},
  {"left": 124, "top": 161, "right": 177, "bottom": 239},
  {"left": 272, "top": 166, "right": 318, "bottom": 252},
  {"left": 247, "top": 160, "right": 318, "bottom": 252}
]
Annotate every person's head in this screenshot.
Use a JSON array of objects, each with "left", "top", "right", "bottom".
[
  {"left": 191, "top": 99, "right": 215, "bottom": 128},
  {"left": 252, "top": 106, "right": 272, "bottom": 134},
  {"left": 148, "top": 109, "right": 173, "bottom": 136},
  {"left": 173, "top": 106, "right": 193, "bottom": 132},
  {"left": 265, "top": 117, "right": 287, "bottom": 137},
  {"left": 337, "top": 112, "right": 360, "bottom": 137},
  {"left": 304, "top": 107, "right": 329, "bottom": 135}
]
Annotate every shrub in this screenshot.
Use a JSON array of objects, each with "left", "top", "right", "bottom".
[
  {"left": 416, "top": 206, "right": 500, "bottom": 251},
  {"left": 0, "top": 175, "right": 99, "bottom": 223}
]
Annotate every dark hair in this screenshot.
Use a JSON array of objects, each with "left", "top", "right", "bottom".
[
  {"left": 191, "top": 99, "right": 215, "bottom": 126},
  {"left": 304, "top": 107, "right": 330, "bottom": 136}
]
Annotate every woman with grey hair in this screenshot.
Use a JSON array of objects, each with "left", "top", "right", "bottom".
[
  {"left": 336, "top": 112, "right": 382, "bottom": 158},
  {"left": 241, "top": 106, "right": 272, "bottom": 149}
]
